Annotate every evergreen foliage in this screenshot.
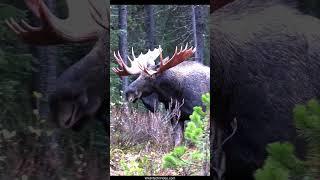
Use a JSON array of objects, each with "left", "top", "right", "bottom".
[
  {"left": 162, "top": 93, "right": 210, "bottom": 175},
  {"left": 255, "top": 99, "right": 320, "bottom": 180},
  {"left": 254, "top": 142, "right": 307, "bottom": 180},
  {"left": 293, "top": 99, "right": 320, "bottom": 178}
]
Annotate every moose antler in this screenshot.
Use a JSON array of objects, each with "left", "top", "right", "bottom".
[
  {"left": 89, "top": 0, "right": 109, "bottom": 30},
  {"left": 152, "top": 44, "right": 196, "bottom": 75},
  {"left": 5, "top": 0, "right": 107, "bottom": 45},
  {"left": 139, "top": 44, "right": 196, "bottom": 76},
  {"left": 113, "top": 44, "right": 196, "bottom": 77},
  {"left": 112, "top": 46, "right": 161, "bottom": 76}
]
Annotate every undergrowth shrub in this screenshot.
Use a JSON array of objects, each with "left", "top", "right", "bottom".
[
  {"left": 110, "top": 103, "right": 174, "bottom": 148},
  {"left": 162, "top": 93, "right": 210, "bottom": 176},
  {"left": 110, "top": 101, "right": 182, "bottom": 175}
]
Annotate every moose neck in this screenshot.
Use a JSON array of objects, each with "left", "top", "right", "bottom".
[{"left": 152, "top": 68, "right": 186, "bottom": 109}]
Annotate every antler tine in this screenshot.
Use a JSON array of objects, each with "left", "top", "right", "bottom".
[
  {"left": 112, "top": 51, "right": 130, "bottom": 77},
  {"left": 191, "top": 46, "right": 196, "bottom": 52},
  {"left": 132, "top": 47, "right": 137, "bottom": 59},
  {"left": 113, "top": 46, "right": 163, "bottom": 77},
  {"left": 113, "top": 51, "right": 123, "bottom": 66},
  {"left": 184, "top": 43, "right": 188, "bottom": 51},
  {"left": 123, "top": 48, "right": 132, "bottom": 63},
  {"left": 39, "top": 0, "right": 103, "bottom": 41},
  {"left": 159, "top": 46, "right": 163, "bottom": 64},
  {"left": 5, "top": 0, "right": 105, "bottom": 45},
  {"left": 155, "top": 44, "right": 196, "bottom": 75},
  {"left": 20, "top": 19, "right": 40, "bottom": 32},
  {"left": 88, "top": 0, "right": 109, "bottom": 30},
  {"left": 112, "top": 50, "right": 144, "bottom": 77},
  {"left": 172, "top": 46, "right": 178, "bottom": 58},
  {"left": 117, "top": 51, "right": 134, "bottom": 71},
  {"left": 5, "top": 17, "right": 61, "bottom": 45},
  {"left": 117, "top": 51, "right": 124, "bottom": 64},
  {"left": 5, "top": 18, "right": 24, "bottom": 34}
]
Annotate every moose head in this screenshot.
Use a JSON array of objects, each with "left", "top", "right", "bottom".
[
  {"left": 112, "top": 44, "right": 196, "bottom": 104},
  {"left": 5, "top": 0, "right": 109, "bottom": 130}
]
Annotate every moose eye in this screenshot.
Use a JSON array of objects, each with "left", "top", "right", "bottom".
[{"left": 150, "top": 74, "right": 156, "bottom": 79}]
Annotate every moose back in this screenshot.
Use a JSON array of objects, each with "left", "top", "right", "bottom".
[{"left": 211, "top": 0, "right": 320, "bottom": 179}]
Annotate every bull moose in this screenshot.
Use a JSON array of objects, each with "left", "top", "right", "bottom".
[
  {"left": 211, "top": 0, "right": 320, "bottom": 179},
  {"left": 112, "top": 45, "right": 210, "bottom": 145},
  {"left": 5, "top": 0, "right": 109, "bottom": 132}
]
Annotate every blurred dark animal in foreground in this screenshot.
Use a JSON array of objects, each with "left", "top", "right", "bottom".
[
  {"left": 112, "top": 45, "right": 210, "bottom": 145},
  {"left": 6, "top": 0, "right": 109, "bottom": 132},
  {"left": 211, "top": 0, "right": 320, "bottom": 179}
]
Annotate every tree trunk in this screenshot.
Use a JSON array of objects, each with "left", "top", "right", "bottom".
[
  {"left": 144, "top": 5, "right": 156, "bottom": 49},
  {"left": 192, "top": 5, "right": 206, "bottom": 63},
  {"left": 31, "top": 0, "right": 61, "bottom": 177},
  {"left": 32, "top": 0, "right": 57, "bottom": 120},
  {"left": 118, "top": 5, "right": 128, "bottom": 96}
]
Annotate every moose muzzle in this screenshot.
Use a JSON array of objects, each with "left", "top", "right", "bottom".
[{"left": 125, "top": 89, "right": 142, "bottom": 103}]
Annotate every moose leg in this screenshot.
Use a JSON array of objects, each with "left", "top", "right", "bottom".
[{"left": 172, "top": 120, "right": 184, "bottom": 146}]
